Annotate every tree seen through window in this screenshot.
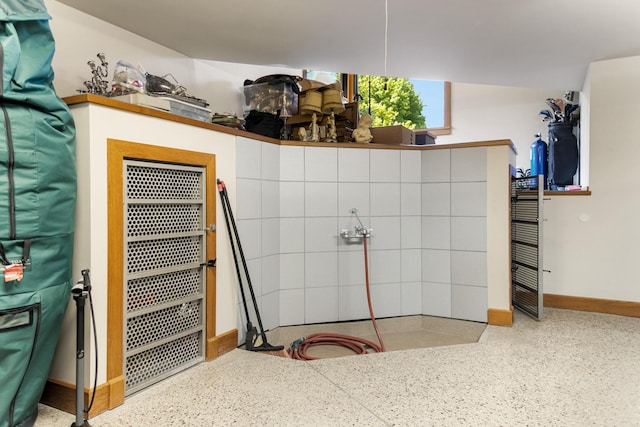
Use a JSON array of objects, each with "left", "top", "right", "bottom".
[{"left": 357, "top": 76, "right": 446, "bottom": 130}]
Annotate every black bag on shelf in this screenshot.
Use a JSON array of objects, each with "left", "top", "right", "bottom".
[
  {"left": 244, "top": 110, "right": 283, "bottom": 139},
  {"left": 548, "top": 122, "right": 579, "bottom": 187},
  {"left": 243, "top": 74, "right": 301, "bottom": 94}
]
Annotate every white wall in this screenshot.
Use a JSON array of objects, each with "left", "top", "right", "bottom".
[
  {"left": 437, "top": 82, "right": 565, "bottom": 174},
  {"left": 47, "top": 1, "right": 300, "bottom": 116},
  {"left": 541, "top": 56, "right": 640, "bottom": 303}
]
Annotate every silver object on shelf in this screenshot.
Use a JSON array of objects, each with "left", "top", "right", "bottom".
[{"left": 83, "top": 52, "right": 110, "bottom": 95}]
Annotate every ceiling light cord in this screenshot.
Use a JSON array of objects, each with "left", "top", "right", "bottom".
[{"left": 384, "top": 0, "right": 388, "bottom": 89}]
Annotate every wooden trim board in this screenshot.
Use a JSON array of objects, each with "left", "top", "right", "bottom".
[
  {"left": 208, "top": 328, "right": 239, "bottom": 360},
  {"left": 40, "top": 327, "right": 237, "bottom": 419},
  {"left": 488, "top": 307, "right": 513, "bottom": 326},
  {"left": 544, "top": 293, "right": 640, "bottom": 318},
  {"left": 40, "top": 377, "right": 117, "bottom": 418}
]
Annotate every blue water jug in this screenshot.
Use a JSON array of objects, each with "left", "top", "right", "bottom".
[{"left": 530, "top": 133, "right": 548, "bottom": 189}]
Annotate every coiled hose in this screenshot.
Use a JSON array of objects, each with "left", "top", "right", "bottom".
[{"left": 288, "top": 236, "right": 385, "bottom": 360}]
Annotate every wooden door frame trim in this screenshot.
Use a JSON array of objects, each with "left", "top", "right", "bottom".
[{"left": 107, "top": 139, "right": 216, "bottom": 408}]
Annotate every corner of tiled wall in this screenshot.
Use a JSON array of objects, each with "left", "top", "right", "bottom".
[{"left": 235, "top": 142, "right": 493, "bottom": 332}]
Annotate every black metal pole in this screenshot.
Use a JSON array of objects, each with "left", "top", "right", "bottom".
[
  {"left": 71, "top": 271, "right": 91, "bottom": 427},
  {"left": 218, "top": 180, "right": 282, "bottom": 351},
  {"left": 220, "top": 184, "right": 267, "bottom": 343},
  {"left": 217, "top": 180, "right": 256, "bottom": 348}
]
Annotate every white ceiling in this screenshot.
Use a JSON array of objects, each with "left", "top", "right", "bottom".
[{"left": 57, "top": 0, "right": 640, "bottom": 90}]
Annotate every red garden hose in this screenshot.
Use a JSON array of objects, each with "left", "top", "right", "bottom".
[{"left": 288, "top": 237, "right": 385, "bottom": 360}]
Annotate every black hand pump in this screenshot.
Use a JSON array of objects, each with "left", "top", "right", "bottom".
[{"left": 71, "top": 269, "right": 92, "bottom": 427}]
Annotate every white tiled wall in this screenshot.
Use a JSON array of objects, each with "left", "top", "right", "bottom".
[
  {"left": 261, "top": 180, "right": 279, "bottom": 219},
  {"left": 280, "top": 145, "right": 304, "bottom": 181},
  {"left": 236, "top": 179, "right": 262, "bottom": 220},
  {"left": 236, "top": 137, "right": 262, "bottom": 179},
  {"left": 339, "top": 285, "right": 370, "bottom": 320},
  {"left": 401, "top": 281, "right": 422, "bottom": 316},
  {"left": 338, "top": 182, "right": 370, "bottom": 217},
  {"left": 370, "top": 183, "right": 401, "bottom": 216},
  {"left": 422, "top": 249, "right": 451, "bottom": 284},
  {"left": 305, "top": 286, "right": 339, "bottom": 323},
  {"left": 401, "top": 150, "right": 422, "bottom": 182},
  {"left": 451, "top": 147, "right": 487, "bottom": 182},
  {"left": 423, "top": 146, "right": 489, "bottom": 322},
  {"left": 304, "top": 182, "right": 338, "bottom": 217},
  {"left": 451, "top": 285, "right": 488, "bottom": 322},
  {"left": 371, "top": 149, "right": 400, "bottom": 182},
  {"left": 305, "top": 147, "right": 337, "bottom": 181},
  {"left": 279, "top": 182, "right": 304, "bottom": 217},
  {"left": 401, "top": 183, "right": 422, "bottom": 215},
  {"left": 338, "top": 148, "right": 369, "bottom": 182},
  {"left": 235, "top": 142, "right": 490, "bottom": 332},
  {"left": 423, "top": 281, "right": 452, "bottom": 318},
  {"left": 338, "top": 250, "right": 367, "bottom": 287}
]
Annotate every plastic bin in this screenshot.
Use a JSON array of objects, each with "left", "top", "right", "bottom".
[{"left": 242, "top": 82, "right": 298, "bottom": 117}]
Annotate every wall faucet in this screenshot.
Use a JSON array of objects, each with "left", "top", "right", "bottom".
[{"left": 340, "top": 208, "right": 372, "bottom": 239}]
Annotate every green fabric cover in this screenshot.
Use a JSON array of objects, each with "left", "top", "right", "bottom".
[{"left": 1, "top": 1, "right": 77, "bottom": 426}]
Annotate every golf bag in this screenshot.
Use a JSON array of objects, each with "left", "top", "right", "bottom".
[{"left": 548, "top": 122, "right": 578, "bottom": 188}]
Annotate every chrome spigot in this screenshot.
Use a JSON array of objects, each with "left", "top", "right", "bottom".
[
  {"left": 340, "top": 208, "right": 372, "bottom": 239},
  {"left": 355, "top": 225, "right": 371, "bottom": 238}
]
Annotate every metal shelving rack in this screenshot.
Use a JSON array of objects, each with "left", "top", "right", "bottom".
[{"left": 511, "top": 176, "right": 544, "bottom": 320}]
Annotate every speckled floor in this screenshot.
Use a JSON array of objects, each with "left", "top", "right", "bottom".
[{"left": 34, "top": 309, "right": 640, "bottom": 426}]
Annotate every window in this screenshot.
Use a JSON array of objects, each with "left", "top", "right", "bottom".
[
  {"left": 355, "top": 75, "right": 451, "bottom": 136},
  {"left": 410, "top": 79, "right": 451, "bottom": 135},
  {"left": 303, "top": 70, "right": 451, "bottom": 140},
  {"left": 302, "top": 71, "right": 451, "bottom": 136}
]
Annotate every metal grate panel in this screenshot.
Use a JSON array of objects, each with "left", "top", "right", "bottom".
[
  {"left": 512, "top": 242, "right": 538, "bottom": 268},
  {"left": 127, "top": 269, "right": 202, "bottom": 312},
  {"left": 123, "top": 160, "right": 206, "bottom": 395},
  {"left": 126, "top": 165, "right": 202, "bottom": 200},
  {"left": 127, "top": 204, "right": 203, "bottom": 237},
  {"left": 511, "top": 176, "right": 544, "bottom": 320},
  {"left": 127, "top": 236, "right": 202, "bottom": 274},
  {"left": 125, "top": 332, "right": 202, "bottom": 394},
  {"left": 126, "top": 301, "right": 202, "bottom": 351},
  {"left": 512, "top": 222, "right": 538, "bottom": 244}
]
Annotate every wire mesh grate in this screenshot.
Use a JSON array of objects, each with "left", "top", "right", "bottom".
[
  {"left": 127, "top": 236, "right": 202, "bottom": 274},
  {"left": 123, "top": 160, "right": 206, "bottom": 394},
  {"left": 126, "top": 301, "right": 202, "bottom": 351},
  {"left": 127, "top": 204, "right": 203, "bottom": 237},
  {"left": 125, "top": 332, "right": 202, "bottom": 391},
  {"left": 126, "top": 164, "right": 202, "bottom": 200},
  {"left": 127, "top": 269, "right": 202, "bottom": 313}
]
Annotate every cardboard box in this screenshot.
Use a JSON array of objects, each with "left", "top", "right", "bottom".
[
  {"left": 299, "top": 79, "right": 341, "bottom": 92},
  {"left": 371, "top": 125, "right": 414, "bottom": 145}
]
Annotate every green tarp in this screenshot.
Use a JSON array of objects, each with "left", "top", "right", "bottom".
[{"left": 1, "top": 1, "right": 77, "bottom": 426}]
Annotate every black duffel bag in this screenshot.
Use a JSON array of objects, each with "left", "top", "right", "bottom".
[{"left": 244, "top": 110, "right": 283, "bottom": 139}]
